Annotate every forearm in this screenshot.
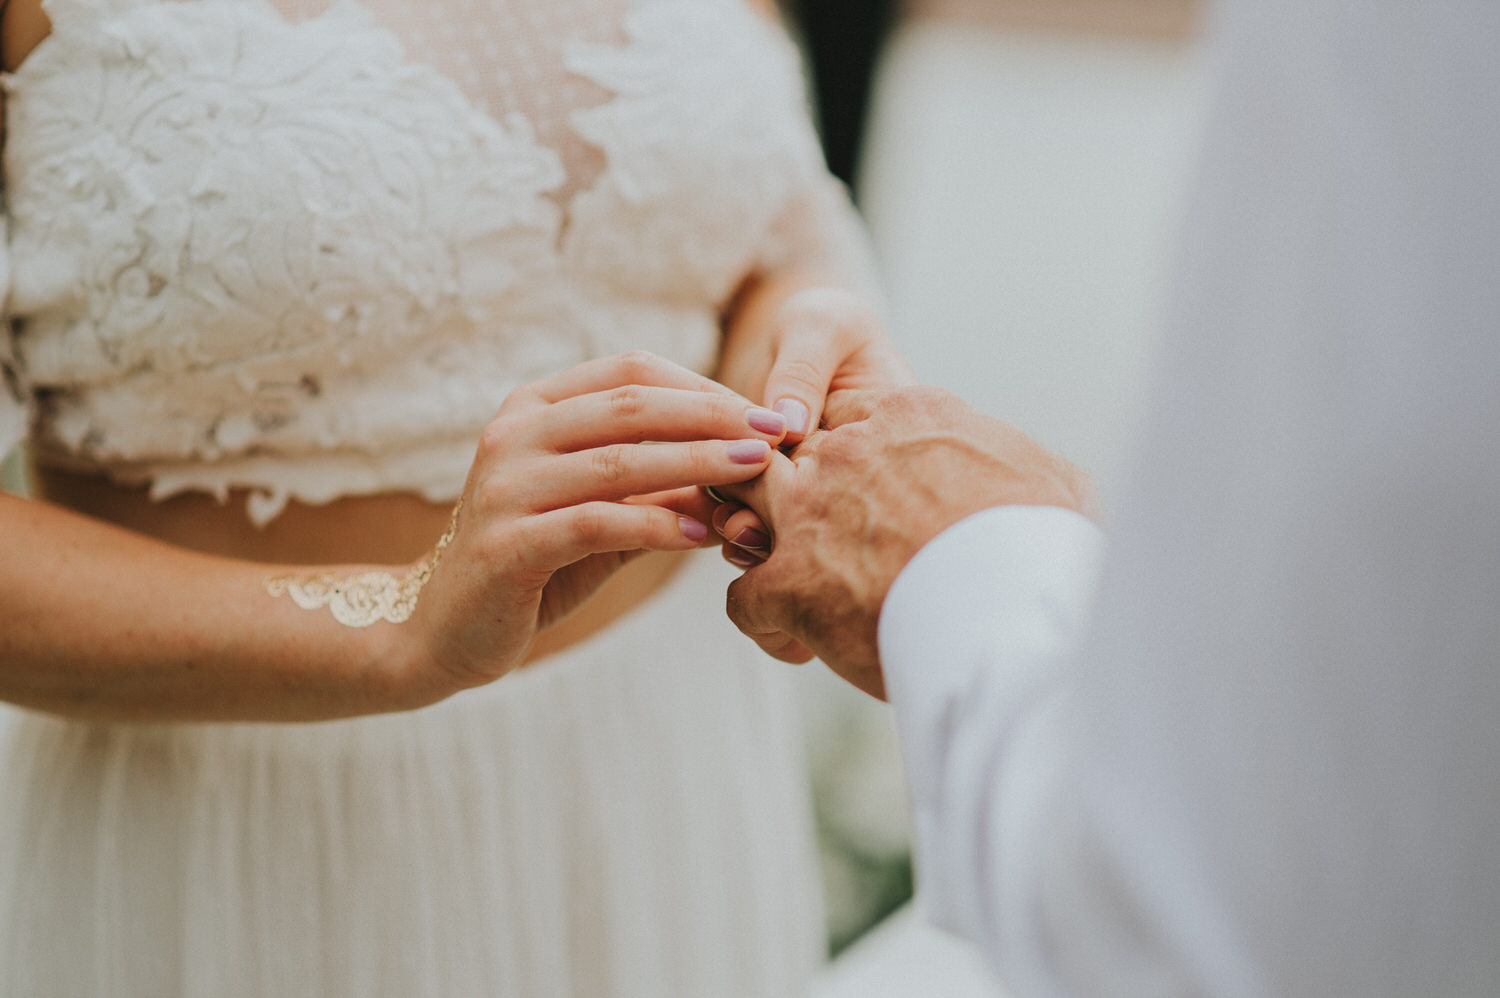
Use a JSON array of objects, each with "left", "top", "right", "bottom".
[
  {"left": 0, "top": 492, "right": 432, "bottom": 723},
  {"left": 0, "top": 352, "right": 788, "bottom": 723}
]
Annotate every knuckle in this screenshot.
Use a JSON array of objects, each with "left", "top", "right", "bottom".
[
  {"left": 477, "top": 410, "right": 540, "bottom": 464},
  {"left": 591, "top": 443, "right": 634, "bottom": 484},
  {"left": 494, "top": 385, "right": 534, "bottom": 419},
  {"left": 615, "top": 349, "right": 662, "bottom": 381},
  {"left": 690, "top": 439, "right": 727, "bottom": 469},
  {"left": 774, "top": 356, "right": 827, "bottom": 392},
  {"left": 607, "top": 384, "right": 649, "bottom": 420},
  {"left": 570, "top": 504, "right": 607, "bottom": 545},
  {"left": 476, "top": 418, "right": 511, "bottom": 461}
]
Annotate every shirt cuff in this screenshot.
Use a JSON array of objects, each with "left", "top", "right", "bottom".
[
  {"left": 878, "top": 505, "right": 1104, "bottom": 925},
  {"left": 879, "top": 504, "right": 1104, "bottom": 702}
]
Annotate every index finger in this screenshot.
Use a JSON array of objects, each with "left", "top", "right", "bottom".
[
  {"left": 709, "top": 450, "right": 797, "bottom": 528},
  {"left": 529, "top": 351, "right": 748, "bottom": 405}
]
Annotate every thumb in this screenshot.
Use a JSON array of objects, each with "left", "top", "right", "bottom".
[
  {"left": 821, "top": 388, "right": 885, "bottom": 428},
  {"left": 764, "top": 320, "right": 846, "bottom": 443}
]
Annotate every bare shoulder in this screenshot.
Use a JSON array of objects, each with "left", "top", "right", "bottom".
[{"left": 2, "top": 0, "right": 52, "bottom": 74}]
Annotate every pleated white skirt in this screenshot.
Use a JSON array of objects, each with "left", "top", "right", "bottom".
[{"left": 0, "top": 554, "right": 825, "bottom": 997}]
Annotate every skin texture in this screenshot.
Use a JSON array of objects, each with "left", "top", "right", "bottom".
[
  {"left": 398, "top": 353, "right": 784, "bottom": 693},
  {"left": 0, "top": 353, "right": 783, "bottom": 721},
  {"left": 713, "top": 386, "right": 1096, "bottom": 700},
  {"left": 0, "top": 0, "right": 901, "bottom": 719},
  {"left": 715, "top": 280, "right": 915, "bottom": 443}
]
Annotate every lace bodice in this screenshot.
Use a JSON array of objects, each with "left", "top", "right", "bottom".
[{"left": 0, "top": 0, "right": 852, "bottom": 522}]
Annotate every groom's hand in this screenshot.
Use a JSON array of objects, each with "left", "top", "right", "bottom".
[{"left": 719, "top": 386, "right": 1095, "bottom": 700}]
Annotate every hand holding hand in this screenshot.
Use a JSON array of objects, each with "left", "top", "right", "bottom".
[
  {"left": 717, "top": 285, "right": 915, "bottom": 444},
  {"left": 398, "top": 352, "right": 786, "bottom": 700},
  {"left": 714, "top": 386, "right": 1095, "bottom": 699}
]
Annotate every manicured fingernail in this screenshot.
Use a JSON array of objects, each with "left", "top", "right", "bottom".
[
  {"left": 712, "top": 503, "right": 737, "bottom": 534},
  {"left": 726, "top": 439, "right": 771, "bottom": 464},
  {"left": 774, "top": 399, "right": 810, "bottom": 435},
  {"left": 725, "top": 547, "right": 759, "bottom": 568},
  {"left": 732, "top": 527, "right": 770, "bottom": 550},
  {"left": 679, "top": 517, "right": 709, "bottom": 542},
  {"left": 746, "top": 408, "right": 787, "bottom": 435}
]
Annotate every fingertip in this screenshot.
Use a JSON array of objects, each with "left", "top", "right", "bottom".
[
  {"left": 730, "top": 526, "right": 770, "bottom": 551},
  {"left": 711, "top": 502, "right": 742, "bottom": 536},
  {"left": 718, "top": 504, "right": 767, "bottom": 542},
  {"left": 723, "top": 544, "right": 758, "bottom": 569},
  {"left": 678, "top": 516, "right": 710, "bottom": 543},
  {"left": 726, "top": 439, "right": 772, "bottom": 465},
  {"left": 745, "top": 407, "right": 789, "bottom": 441},
  {"left": 772, "top": 398, "right": 810, "bottom": 437}
]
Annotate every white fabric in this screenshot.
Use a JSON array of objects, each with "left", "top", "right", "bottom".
[
  {"left": 879, "top": 2, "right": 1500, "bottom": 995},
  {"left": 2, "top": 0, "right": 843, "bottom": 523},
  {"left": 0, "top": 0, "right": 835, "bottom": 993},
  {"left": 0, "top": 554, "right": 826, "bottom": 996}
]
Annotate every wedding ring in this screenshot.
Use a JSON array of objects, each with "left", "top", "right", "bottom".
[{"left": 703, "top": 485, "right": 731, "bottom": 504}]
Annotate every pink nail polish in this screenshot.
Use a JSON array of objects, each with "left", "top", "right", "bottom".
[
  {"left": 774, "top": 399, "right": 810, "bottom": 435},
  {"left": 678, "top": 517, "right": 709, "bottom": 542},
  {"left": 732, "top": 528, "right": 771, "bottom": 550},
  {"left": 727, "top": 440, "right": 770, "bottom": 464},
  {"left": 746, "top": 408, "right": 787, "bottom": 435},
  {"left": 725, "top": 547, "right": 758, "bottom": 568}
]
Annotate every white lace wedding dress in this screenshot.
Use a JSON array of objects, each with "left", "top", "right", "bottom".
[{"left": 0, "top": 0, "right": 859, "bottom": 992}]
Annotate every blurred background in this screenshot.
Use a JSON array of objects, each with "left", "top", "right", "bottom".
[
  {"left": 782, "top": 0, "right": 1209, "bottom": 992},
  {"left": 0, "top": 0, "right": 1210, "bottom": 991}
]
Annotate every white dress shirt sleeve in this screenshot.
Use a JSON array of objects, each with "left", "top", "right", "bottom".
[
  {"left": 875, "top": 3, "right": 1500, "bottom": 996},
  {"left": 879, "top": 505, "right": 1104, "bottom": 946}
]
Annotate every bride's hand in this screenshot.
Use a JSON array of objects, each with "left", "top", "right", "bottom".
[
  {"left": 737, "top": 285, "right": 914, "bottom": 444},
  {"left": 399, "top": 352, "right": 787, "bottom": 699}
]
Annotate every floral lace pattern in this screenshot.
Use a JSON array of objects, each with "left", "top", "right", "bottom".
[
  {"left": 563, "top": 0, "right": 824, "bottom": 309},
  {"left": 1, "top": 0, "right": 837, "bottom": 522}
]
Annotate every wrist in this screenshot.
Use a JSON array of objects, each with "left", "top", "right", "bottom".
[{"left": 366, "top": 616, "right": 461, "bottom": 713}]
